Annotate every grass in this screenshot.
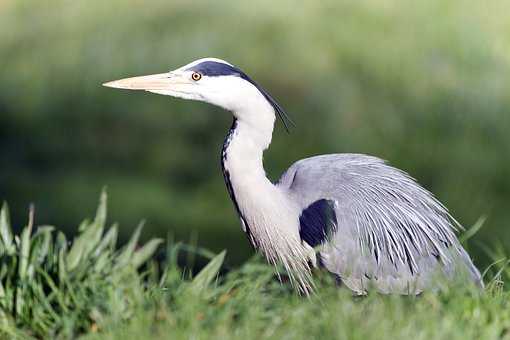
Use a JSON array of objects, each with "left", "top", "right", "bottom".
[
  {"left": 0, "top": 195, "right": 509, "bottom": 339},
  {"left": 0, "top": 192, "right": 162, "bottom": 339},
  {"left": 84, "top": 257, "right": 510, "bottom": 340},
  {"left": 86, "top": 275, "right": 509, "bottom": 340}
]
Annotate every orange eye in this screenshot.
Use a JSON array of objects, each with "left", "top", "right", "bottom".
[{"left": 191, "top": 72, "right": 202, "bottom": 81}]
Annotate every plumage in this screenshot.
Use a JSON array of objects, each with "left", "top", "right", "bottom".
[
  {"left": 299, "top": 199, "right": 338, "bottom": 248},
  {"left": 104, "top": 57, "right": 483, "bottom": 295},
  {"left": 279, "top": 154, "right": 482, "bottom": 294}
]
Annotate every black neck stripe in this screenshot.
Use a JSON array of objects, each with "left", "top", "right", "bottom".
[{"left": 220, "top": 118, "right": 257, "bottom": 248}]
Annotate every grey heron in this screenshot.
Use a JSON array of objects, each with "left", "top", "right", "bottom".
[{"left": 104, "top": 58, "right": 483, "bottom": 295}]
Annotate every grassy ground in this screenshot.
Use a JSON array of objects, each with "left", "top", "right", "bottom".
[
  {"left": 83, "top": 261, "right": 509, "bottom": 340},
  {"left": 0, "top": 195, "right": 509, "bottom": 339}
]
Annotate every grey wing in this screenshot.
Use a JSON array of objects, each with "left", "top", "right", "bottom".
[{"left": 278, "top": 154, "right": 482, "bottom": 294}]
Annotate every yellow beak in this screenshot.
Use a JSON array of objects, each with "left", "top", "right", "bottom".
[{"left": 103, "top": 72, "right": 188, "bottom": 91}]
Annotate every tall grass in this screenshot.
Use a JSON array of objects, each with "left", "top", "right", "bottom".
[
  {"left": 0, "top": 192, "right": 162, "bottom": 338},
  {"left": 0, "top": 194, "right": 508, "bottom": 339},
  {"left": 86, "top": 251, "right": 510, "bottom": 340}
]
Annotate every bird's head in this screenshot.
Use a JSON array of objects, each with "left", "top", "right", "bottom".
[{"left": 103, "top": 58, "right": 293, "bottom": 131}]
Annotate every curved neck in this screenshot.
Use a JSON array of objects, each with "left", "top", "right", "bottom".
[
  {"left": 220, "top": 103, "right": 276, "bottom": 243},
  {"left": 220, "top": 105, "right": 315, "bottom": 293},
  {"left": 231, "top": 97, "right": 276, "bottom": 151},
  {"left": 223, "top": 118, "right": 272, "bottom": 174},
  {"left": 222, "top": 99, "right": 276, "bottom": 182}
]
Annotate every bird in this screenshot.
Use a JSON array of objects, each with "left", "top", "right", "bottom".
[{"left": 104, "top": 57, "right": 483, "bottom": 295}]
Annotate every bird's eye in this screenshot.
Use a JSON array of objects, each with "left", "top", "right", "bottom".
[{"left": 191, "top": 72, "right": 202, "bottom": 81}]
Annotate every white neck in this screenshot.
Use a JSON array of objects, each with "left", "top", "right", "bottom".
[
  {"left": 220, "top": 100, "right": 315, "bottom": 293},
  {"left": 220, "top": 111, "right": 277, "bottom": 240}
]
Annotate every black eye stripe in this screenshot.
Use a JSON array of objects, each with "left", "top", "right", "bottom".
[
  {"left": 186, "top": 60, "right": 294, "bottom": 132},
  {"left": 186, "top": 61, "right": 240, "bottom": 77}
]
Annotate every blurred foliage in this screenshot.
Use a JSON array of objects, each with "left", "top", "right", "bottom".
[{"left": 1, "top": 0, "right": 509, "bottom": 266}]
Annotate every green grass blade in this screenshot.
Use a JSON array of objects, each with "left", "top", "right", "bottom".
[
  {"left": 460, "top": 215, "right": 486, "bottom": 244},
  {"left": 94, "top": 224, "right": 118, "bottom": 257},
  {"left": 0, "top": 202, "right": 14, "bottom": 255},
  {"left": 188, "top": 250, "right": 226, "bottom": 293},
  {"left": 116, "top": 222, "right": 144, "bottom": 267},
  {"left": 30, "top": 226, "right": 54, "bottom": 267},
  {"left": 93, "top": 251, "right": 111, "bottom": 273},
  {"left": 66, "top": 238, "right": 84, "bottom": 272},
  {"left": 131, "top": 239, "right": 163, "bottom": 269},
  {"left": 58, "top": 245, "right": 67, "bottom": 283},
  {"left": 66, "top": 193, "right": 109, "bottom": 271},
  {"left": 18, "top": 208, "right": 34, "bottom": 282},
  {"left": 94, "top": 190, "right": 107, "bottom": 230},
  {"left": 79, "top": 191, "right": 108, "bottom": 260}
]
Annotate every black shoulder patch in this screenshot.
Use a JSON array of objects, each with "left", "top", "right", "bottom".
[{"left": 299, "top": 199, "right": 337, "bottom": 247}]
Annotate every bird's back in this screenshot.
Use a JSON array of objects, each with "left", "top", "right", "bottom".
[{"left": 278, "top": 153, "right": 483, "bottom": 294}]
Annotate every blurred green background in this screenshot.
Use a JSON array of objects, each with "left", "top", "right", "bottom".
[{"left": 1, "top": 0, "right": 509, "bottom": 267}]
